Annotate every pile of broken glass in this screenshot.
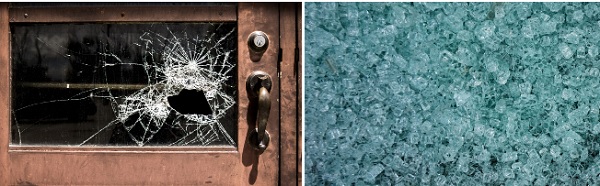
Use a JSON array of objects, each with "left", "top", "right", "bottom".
[{"left": 306, "top": 2, "right": 600, "bottom": 185}]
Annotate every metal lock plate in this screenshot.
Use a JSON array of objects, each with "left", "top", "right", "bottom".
[{"left": 246, "top": 71, "right": 272, "bottom": 98}]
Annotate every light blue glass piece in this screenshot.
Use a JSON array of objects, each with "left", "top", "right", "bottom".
[
  {"left": 558, "top": 42, "right": 574, "bottom": 59},
  {"left": 576, "top": 46, "right": 587, "bottom": 59},
  {"left": 501, "top": 151, "right": 519, "bottom": 162},
  {"left": 540, "top": 21, "right": 557, "bottom": 35},
  {"left": 502, "top": 166, "right": 515, "bottom": 179},
  {"left": 453, "top": 90, "right": 471, "bottom": 107},
  {"left": 521, "top": 18, "right": 537, "bottom": 38},
  {"left": 544, "top": 3, "right": 565, "bottom": 12},
  {"left": 593, "top": 123, "right": 600, "bottom": 135},
  {"left": 515, "top": 3, "right": 532, "bottom": 20},
  {"left": 550, "top": 145, "right": 562, "bottom": 158},
  {"left": 433, "top": 175, "right": 447, "bottom": 186},
  {"left": 364, "top": 164, "right": 385, "bottom": 183},
  {"left": 563, "top": 31, "right": 580, "bottom": 44},
  {"left": 408, "top": 76, "right": 428, "bottom": 91},
  {"left": 456, "top": 30, "right": 473, "bottom": 42},
  {"left": 573, "top": 10, "right": 585, "bottom": 23},
  {"left": 588, "top": 45, "right": 599, "bottom": 57},
  {"left": 496, "top": 69, "right": 511, "bottom": 85}
]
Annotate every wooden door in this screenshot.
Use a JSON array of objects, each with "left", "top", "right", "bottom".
[{"left": 0, "top": 3, "right": 300, "bottom": 185}]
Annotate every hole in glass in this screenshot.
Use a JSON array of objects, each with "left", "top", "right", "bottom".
[{"left": 168, "top": 89, "right": 213, "bottom": 115}]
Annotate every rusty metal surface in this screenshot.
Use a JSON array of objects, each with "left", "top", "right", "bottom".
[
  {"left": 9, "top": 5, "right": 237, "bottom": 22},
  {"left": 0, "top": 3, "right": 10, "bottom": 186},
  {"left": 279, "top": 3, "right": 300, "bottom": 186}
]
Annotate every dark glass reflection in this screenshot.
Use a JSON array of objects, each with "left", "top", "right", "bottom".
[{"left": 11, "top": 23, "right": 237, "bottom": 146}]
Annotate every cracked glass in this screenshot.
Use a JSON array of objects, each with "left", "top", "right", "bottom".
[{"left": 10, "top": 23, "right": 238, "bottom": 146}]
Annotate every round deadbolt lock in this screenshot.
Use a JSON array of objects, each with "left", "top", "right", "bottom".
[{"left": 248, "top": 31, "right": 269, "bottom": 53}]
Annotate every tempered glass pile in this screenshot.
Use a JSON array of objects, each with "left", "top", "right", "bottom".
[{"left": 305, "top": 2, "right": 600, "bottom": 185}]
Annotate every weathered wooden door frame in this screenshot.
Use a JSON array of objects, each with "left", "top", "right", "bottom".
[
  {"left": 0, "top": 2, "right": 301, "bottom": 185},
  {"left": 279, "top": 2, "right": 301, "bottom": 186}
]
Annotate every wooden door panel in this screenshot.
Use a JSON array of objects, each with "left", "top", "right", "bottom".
[{"left": 11, "top": 152, "right": 240, "bottom": 185}]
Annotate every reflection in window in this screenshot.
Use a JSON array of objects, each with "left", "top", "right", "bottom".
[{"left": 11, "top": 23, "right": 237, "bottom": 146}]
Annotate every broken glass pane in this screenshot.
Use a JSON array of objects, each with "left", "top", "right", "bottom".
[{"left": 10, "top": 23, "right": 237, "bottom": 146}]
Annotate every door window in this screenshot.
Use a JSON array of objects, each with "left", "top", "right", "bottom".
[{"left": 11, "top": 23, "right": 238, "bottom": 146}]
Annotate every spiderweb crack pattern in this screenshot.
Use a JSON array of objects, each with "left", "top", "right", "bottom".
[
  {"left": 0, "top": 23, "right": 238, "bottom": 147},
  {"left": 78, "top": 27, "right": 238, "bottom": 146},
  {"left": 12, "top": 24, "right": 236, "bottom": 146}
]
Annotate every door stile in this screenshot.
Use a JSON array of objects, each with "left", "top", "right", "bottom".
[
  {"left": 238, "top": 3, "right": 280, "bottom": 185},
  {"left": 1, "top": 3, "right": 11, "bottom": 185}
]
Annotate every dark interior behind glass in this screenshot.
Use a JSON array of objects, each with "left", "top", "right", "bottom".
[{"left": 11, "top": 23, "right": 238, "bottom": 146}]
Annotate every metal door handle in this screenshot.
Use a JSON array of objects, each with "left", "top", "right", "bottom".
[
  {"left": 247, "top": 71, "right": 272, "bottom": 151},
  {"left": 256, "top": 87, "right": 270, "bottom": 150}
]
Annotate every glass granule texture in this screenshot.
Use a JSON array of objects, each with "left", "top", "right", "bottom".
[{"left": 305, "top": 2, "right": 600, "bottom": 185}]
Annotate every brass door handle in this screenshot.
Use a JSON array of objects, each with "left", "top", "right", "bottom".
[
  {"left": 256, "top": 87, "right": 270, "bottom": 150},
  {"left": 247, "top": 71, "right": 272, "bottom": 151}
]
